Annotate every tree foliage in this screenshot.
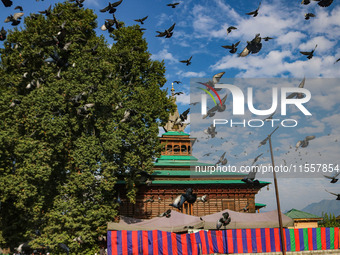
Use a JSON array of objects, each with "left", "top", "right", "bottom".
[
  {"left": 319, "top": 213, "right": 340, "bottom": 227},
  {"left": 0, "top": 2, "right": 174, "bottom": 253}
]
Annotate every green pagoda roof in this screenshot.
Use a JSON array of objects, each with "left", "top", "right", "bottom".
[
  {"left": 255, "top": 203, "right": 267, "bottom": 208},
  {"left": 285, "top": 209, "right": 322, "bottom": 219},
  {"left": 162, "top": 131, "right": 190, "bottom": 136},
  {"left": 116, "top": 179, "right": 271, "bottom": 185},
  {"left": 154, "top": 155, "right": 211, "bottom": 166},
  {"left": 152, "top": 170, "right": 248, "bottom": 177}
]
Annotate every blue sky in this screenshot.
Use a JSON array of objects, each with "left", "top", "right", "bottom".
[{"left": 1, "top": 0, "right": 340, "bottom": 213}]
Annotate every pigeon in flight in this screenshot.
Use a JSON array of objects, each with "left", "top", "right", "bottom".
[
  {"left": 69, "top": 0, "right": 85, "bottom": 8},
  {"left": 156, "top": 23, "right": 176, "bottom": 38},
  {"left": 39, "top": 5, "right": 52, "bottom": 16},
  {"left": 14, "top": 6, "right": 23, "bottom": 11},
  {"left": 325, "top": 190, "right": 340, "bottom": 200},
  {"left": 100, "top": 0, "right": 123, "bottom": 13},
  {"left": 173, "top": 81, "right": 182, "bottom": 84},
  {"left": 158, "top": 209, "right": 171, "bottom": 218},
  {"left": 4, "top": 12, "right": 24, "bottom": 26},
  {"left": 144, "top": 196, "right": 154, "bottom": 203},
  {"left": 204, "top": 124, "right": 217, "bottom": 138},
  {"left": 216, "top": 212, "right": 231, "bottom": 230},
  {"left": 1, "top": 0, "right": 12, "bottom": 7},
  {"left": 286, "top": 77, "right": 306, "bottom": 99},
  {"left": 202, "top": 93, "right": 228, "bottom": 119},
  {"left": 252, "top": 153, "right": 263, "bottom": 165},
  {"left": 334, "top": 58, "right": 340, "bottom": 64},
  {"left": 315, "top": 0, "right": 333, "bottom": 7},
  {"left": 239, "top": 34, "right": 262, "bottom": 57},
  {"left": 134, "top": 16, "right": 148, "bottom": 25},
  {"left": 300, "top": 44, "right": 317, "bottom": 59},
  {"left": 197, "top": 195, "right": 208, "bottom": 202},
  {"left": 216, "top": 152, "right": 228, "bottom": 165},
  {"left": 180, "top": 56, "right": 193, "bottom": 66},
  {"left": 305, "top": 13, "right": 316, "bottom": 20},
  {"left": 323, "top": 172, "right": 340, "bottom": 183},
  {"left": 167, "top": 2, "right": 179, "bottom": 8},
  {"left": 246, "top": 1, "right": 261, "bottom": 17},
  {"left": 222, "top": 41, "right": 240, "bottom": 54},
  {"left": 199, "top": 71, "right": 225, "bottom": 92},
  {"left": 301, "top": 0, "right": 311, "bottom": 4},
  {"left": 295, "top": 135, "right": 315, "bottom": 149},
  {"left": 169, "top": 188, "right": 197, "bottom": 209},
  {"left": 262, "top": 36, "right": 274, "bottom": 41},
  {"left": 227, "top": 26, "right": 237, "bottom": 34},
  {"left": 241, "top": 166, "right": 260, "bottom": 186}
]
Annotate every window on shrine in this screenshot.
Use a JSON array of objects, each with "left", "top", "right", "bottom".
[
  {"left": 174, "top": 145, "right": 180, "bottom": 154},
  {"left": 166, "top": 145, "right": 172, "bottom": 153},
  {"left": 181, "top": 145, "right": 187, "bottom": 154},
  {"left": 188, "top": 146, "right": 191, "bottom": 154}
]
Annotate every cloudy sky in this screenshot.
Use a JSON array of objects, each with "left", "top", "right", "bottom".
[{"left": 1, "top": 0, "right": 340, "bottom": 213}]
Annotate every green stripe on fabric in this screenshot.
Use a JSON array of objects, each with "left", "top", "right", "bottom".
[
  {"left": 303, "top": 228, "right": 309, "bottom": 251},
  {"left": 289, "top": 229, "right": 296, "bottom": 251},
  {"left": 316, "top": 228, "right": 322, "bottom": 250},
  {"left": 330, "top": 227, "right": 335, "bottom": 249}
]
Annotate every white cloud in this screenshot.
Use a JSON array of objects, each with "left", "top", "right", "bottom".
[
  {"left": 177, "top": 70, "right": 206, "bottom": 78},
  {"left": 151, "top": 49, "right": 178, "bottom": 63}
]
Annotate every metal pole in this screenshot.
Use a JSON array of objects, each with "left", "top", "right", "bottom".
[{"left": 268, "top": 135, "right": 286, "bottom": 255}]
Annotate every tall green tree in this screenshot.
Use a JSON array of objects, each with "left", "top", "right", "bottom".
[{"left": 0, "top": 2, "right": 174, "bottom": 253}]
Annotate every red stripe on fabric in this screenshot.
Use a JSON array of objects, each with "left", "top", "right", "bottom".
[
  {"left": 121, "top": 230, "right": 128, "bottom": 255},
  {"left": 152, "top": 230, "right": 158, "bottom": 255},
  {"left": 181, "top": 234, "right": 188, "bottom": 255},
  {"left": 189, "top": 233, "right": 197, "bottom": 255},
  {"left": 236, "top": 229, "right": 243, "bottom": 253},
  {"left": 334, "top": 228, "right": 339, "bottom": 249},
  {"left": 265, "top": 228, "right": 271, "bottom": 252},
  {"left": 308, "top": 228, "right": 313, "bottom": 251},
  {"left": 199, "top": 230, "right": 208, "bottom": 254},
  {"left": 256, "top": 228, "right": 262, "bottom": 253},
  {"left": 227, "top": 229, "right": 234, "bottom": 253},
  {"left": 215, "top": 231, "right": 224, "bottom": 253},
  {"left": 246, "top": 229, "right": 252, "bottom": 253},
  {"left": 132, "top": 231, "right": 138, "bottom": 255},
  {"left": 111, "top": 231, "right": 117, "bottom": 255},
  {"left": 207, "top": 231, "right": 214, "bottom": 254},
  {"left": 274, "top": 228, "right": 281, "bottom": 252},
  {"left": 294, "top": 229, "right": 300, "bottom": 251},
  {"left": 162, "top": 231, "right": 168, "bottom": 255},
  {"left": 171, "top": 233, "right": 178, "bottom": 255},
  {"left": 321, "top": 227, "right": 326, "bottom": 250},
  {"left": 142, "top": 231, "right": 148, "bottom": 255}
]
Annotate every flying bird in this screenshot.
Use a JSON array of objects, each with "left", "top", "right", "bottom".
[
  {"left": 202, "top": 93, "right": 228, "bottom": 119},
  {"left": 180, "top": 56, "right": 193, "bottom": 66},
  {"left": 134, "top": 16, "right": 148, "bottom": 25},
  {"left": 173, "top": 81, "right": 182, "bottom": 84},
  {"left": 204, "top": 124, "right": 217, "bottom": 138},
  {"left": 314, "top": 0, "right": 333, "bottom": 7},
  {"left": 227, "top": 26, "right": 237, "bottom": 34},
  {"left": 0, "top": 27, "right": 6, "bottom": 41},
  {"left": 295, "top": 135, "right": 316, "bottom": 149},
  {"left": 239, "top": 34, "right": 262, "bottom": 57},
  {"left": 39, "top": 5, "right": 52, "bottom": 16},
  {"left": 4, "top": 12, "right": 24, "bottom": 26},
  {"left": 101, "top": 19, "right": 116, "bottom": 32},
  {"left": 14, "top": 6, "right": 23, "bottom": 11},
  {"left": 173, "top": 92, "right": 183, "bottom": 96},
  {"left": 216, "top": 212, "right": 231, "bottom": 230},
  {"left": 323, "top": 172, "right": 340, "bottom": 183},
  {"left": 1, "top": 0, "right": 12, "bottom": 7},
  {"left": 252, "top": 153, "right": 263, "bottom": 165},
  {"left": 69, "top": 0, "right": 85, "bottom": 8},
  {"left": 246, "top": 1, "right": 261, "bottom": 17},
  {"left": 216, "top": 152, "right": 228, "bottom": 165},
  {"left": 241, "top": 166, "right": 260, "bottom": 186},
  {"left": 100, "top": 0, "right": 123, "bottom": 13},
  {"left": 325, "top": 190, "right": 340, "bottom": 200},
  {"left": 156, "top": 23, "right": 176, "bottom": 38},
  {"left": 301, "top": 0, "right": 311, "bottom": 4},
  {"left": 262, "top": 36, "right": 274, "bottom": 41},
  {"left": 305, "top": 13, "right": 316, "bottom": 20},
  {"left": 197, "top": 195, "right": 208, "bottom": 202},
  {"left": 222, "top": 41, "right": 240, "bottom": 54},
  {"left": 144, "top": 196, "right": 154, "bottom": 203},
  {"left": 199, "top": 71, "right": 225, "bottom": 92},
  {"left": 172, "top": 108, "right": 189, "bottom": 127},
  {"left": 300, "top": 44, "right": 317, "bottom": 59},
  {"left": 286, "top": 77, "right": 306, "bottom": 99},
  {"left": 167, "top": 2, "right": 179, "bottom": 8},
  {"left": 169, "top": 188, "right": 196, "bottom": 209},
  {"left": 158, "top": 209, "right": 171, "bottom": 218}
]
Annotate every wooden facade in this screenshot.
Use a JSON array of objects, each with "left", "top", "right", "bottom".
[{"left": 118, "top": 130, "right": 269, "bottom": 219}]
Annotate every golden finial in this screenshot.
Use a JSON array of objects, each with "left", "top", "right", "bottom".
[{"left": 171, "top": 82, "right": 175, "bottom": 97}]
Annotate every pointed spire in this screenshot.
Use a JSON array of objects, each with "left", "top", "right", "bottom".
[{"left": 171, "top": 82, "right": 175, "bottom": 97}]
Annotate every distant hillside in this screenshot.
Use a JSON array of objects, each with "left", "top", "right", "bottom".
[{"left": 301, "top": 199, "right": 340, "bottom": 217}]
